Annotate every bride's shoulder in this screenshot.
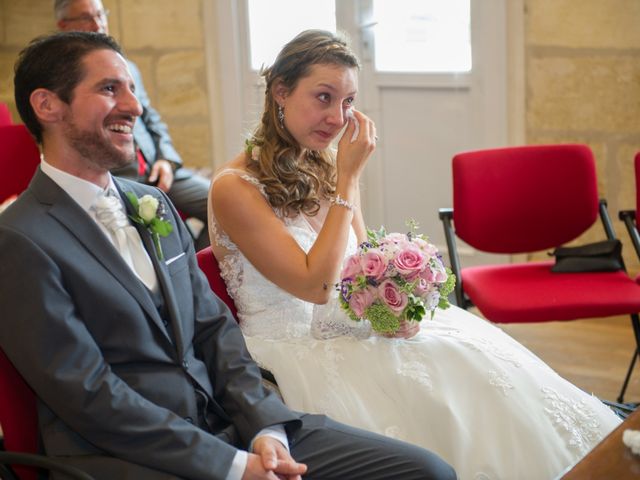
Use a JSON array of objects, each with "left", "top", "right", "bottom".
[{"left": 211, "top": 159, "right": 266, "bottom": 203}]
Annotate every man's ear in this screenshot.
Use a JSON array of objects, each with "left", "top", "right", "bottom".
[
  {"left": 30, "top": 88, "right": 65, "bottom": 125},
  {"left": 272, "top": 80, "right": 289, "bottom": 107}
]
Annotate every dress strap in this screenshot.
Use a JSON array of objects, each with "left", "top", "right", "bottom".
[{"left": 211, "top": 168, "right": 268, "bottom": 199}]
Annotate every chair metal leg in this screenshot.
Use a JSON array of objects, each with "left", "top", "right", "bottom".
[
  {"left": 618, "top": 313, "right": 640, "bottom": 403},
  {"left": 0, "top": 463, "right": 18, "bottom": 480},
  {"left": 0, "top": 452, "right": 95, "bottom": 479},
  {"left": 618, "top": 347, "right": 638, "bottom": 403}
]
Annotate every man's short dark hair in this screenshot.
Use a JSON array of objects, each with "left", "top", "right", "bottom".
[{"left": 14, "top": 31, "right": 123, "bottom": 143}]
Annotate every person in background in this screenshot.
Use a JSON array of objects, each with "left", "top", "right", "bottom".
[
  {"left": 0, "top": 30, "right": 457, "bottom": 480},
  {"left": 55, "top": 0, "right": 211, "bottom": 251}
]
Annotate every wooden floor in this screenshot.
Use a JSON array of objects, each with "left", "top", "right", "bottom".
[{"left": 496, "top": 312, "right": 639, "bottom": 402}]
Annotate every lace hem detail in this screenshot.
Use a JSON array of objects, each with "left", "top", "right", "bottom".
[
  {"left": 542, "top": 386, "right": 601, "bottom": 456},
  {"left": 488, "top": 369, "right": 514, "bottom": 397}
]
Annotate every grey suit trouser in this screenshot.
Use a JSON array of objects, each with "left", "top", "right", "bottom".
[
  {"left": 289, "top": 414, "right": 457, "bottom": 480},
  {"left": 53, "top": 414, "right": 456, "bottom": 480}
]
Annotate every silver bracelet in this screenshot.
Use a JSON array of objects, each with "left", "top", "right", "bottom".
[{"left": 328, "top": 194, "right": 354, "bottom": 211}]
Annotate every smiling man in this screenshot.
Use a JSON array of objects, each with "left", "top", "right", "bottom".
[
  {"left": 54, "top": 0, "right": 211, "bottom": 251},
  {"left": 0, "top": 31, "right": 456, "bottom": 480}
]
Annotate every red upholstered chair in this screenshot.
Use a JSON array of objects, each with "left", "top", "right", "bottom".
[
  {"left": 439, "top": 144, "right": 640, "bottom": 403},
  {"left": 196, "top": 246, "right": 238, "bottom": 318},
  {"left": 619, "top": 152, "right": 640, "bottom": 275},
  {"left": 618, "top": 152, "right": 640, "bottom": 398},
  {"left": 0, "top": 124, "right": 41, "bottom": 203},
  {"left": 0, "top": 102, "right": 12, "bottom": 126},
  {"left": 0, "top": 349, "right": 94, "bottom": 480}
]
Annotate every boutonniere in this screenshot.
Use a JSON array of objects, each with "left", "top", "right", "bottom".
[{"left": 126, "top": 192, "right": 173, "bottom": 260}]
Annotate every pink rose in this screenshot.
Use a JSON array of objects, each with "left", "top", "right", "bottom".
[
  {"left": 413, "top": 276, "right": 433, "bottom": 296},
  {"left": 412, "top": 237, "right": 438, "bottom": 256},
  {"left": 431, "top": 259, "right": 448, "bottom": 283},
  {"left": 341, "top": 254, "right": 362, "bottom": 279},
  {"left": 360, "top": 249, "right": 388, "bottom": 279},
  {"left": 420, "top": 268, "right": 436, "bottom": 283},
  {"left": 378, "top": 279, "right": 408, "bottom": 313},
  {"left": 434, "top": 270, "right": 448, "bottom": 283},
  {"left": 393, "top": 245, "right": 426, "bottom": 275},
  {"left": 381, "top": 232, "right": 409, "bottom": 247},
  {"left": 379, "top": 233, "right": 409, "bottom": 257},
  {"left": 349, "top": 286, "right": 376, "bottom": 318}
]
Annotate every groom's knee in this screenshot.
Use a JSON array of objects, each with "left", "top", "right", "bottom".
[{"left": 288, "top": 414, "right": 457, "bottom": 480}]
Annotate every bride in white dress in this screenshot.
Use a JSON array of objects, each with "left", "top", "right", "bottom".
[{"left": 208, "top": 30, "right": 620, "bottom": 480}]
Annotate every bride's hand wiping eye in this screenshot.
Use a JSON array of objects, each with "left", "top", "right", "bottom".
[{"left": 336, "top": 109, "right": 376, "bottom": 181}]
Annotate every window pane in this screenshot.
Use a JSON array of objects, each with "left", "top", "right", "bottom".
[
  {"left": 373, "top": 0, "right": 471, "bottom": 73},
  {"left": 247, "top": 0, "right": 336, "bottom": 71}
]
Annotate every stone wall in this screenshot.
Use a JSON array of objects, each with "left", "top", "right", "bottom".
[
  {"left": 2, "top": 1, "right": 640, "bottom": 268},
  {"left": 0, "top": 0, "right": 213, "bottom": 170},
  {"left": 526, "top": 0, "right": 640, "bottom": 271}
]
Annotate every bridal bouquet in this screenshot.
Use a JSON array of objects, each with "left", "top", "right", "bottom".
[{"left": 337, "top": 222, "right": 455, "bottom": 334}]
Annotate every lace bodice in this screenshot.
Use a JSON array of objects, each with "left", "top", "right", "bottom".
[{"left": 209, "top": 169, "right": 370, "bottom": 340}]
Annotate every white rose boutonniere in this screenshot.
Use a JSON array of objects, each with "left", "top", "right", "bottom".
[{"left": 126, "top": 192, "right": 173, "bottom": 260}]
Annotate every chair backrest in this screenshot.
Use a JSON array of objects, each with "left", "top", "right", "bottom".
[
  {"left": 0, "top": 102, "right": 12, "bottom": 126},
  {"left": 196, "top": 246, "right": 239, "bottom": 319},
  {"left": 635, "top": 152, "right": 640, "bottom": 227},
  {"left": 0, "top": 125, "right": 40, "bottom": 203},
  {"left": 452, "top": 144, "right": 599, "bottom": 254},
  {"left": 0, "top": 348, "right": 39, "bottom": 480}
]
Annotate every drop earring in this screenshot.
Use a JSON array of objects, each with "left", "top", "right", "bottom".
[{"left": 278, "top": 105, "right": 285, "bottom": 127}]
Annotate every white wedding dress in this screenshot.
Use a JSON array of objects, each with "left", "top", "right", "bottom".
[{"left": 209, "top": 170, "right": 620, "bottom": 480}]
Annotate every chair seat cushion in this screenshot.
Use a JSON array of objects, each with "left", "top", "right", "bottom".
[{"left": 462, "top": 260, "right": 640, "bottom": 323}]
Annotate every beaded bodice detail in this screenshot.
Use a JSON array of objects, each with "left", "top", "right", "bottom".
[{"left": 209, "top": 169, "right": 361, "bottom": 340}]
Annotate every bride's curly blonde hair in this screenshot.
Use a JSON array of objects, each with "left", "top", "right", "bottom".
[{"left": 246, "top": 29, "right": 360, "bottom": 217}]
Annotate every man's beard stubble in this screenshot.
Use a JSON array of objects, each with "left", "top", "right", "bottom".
[{"left": 63, "top": 119, "right": 135, "bottom": 171}]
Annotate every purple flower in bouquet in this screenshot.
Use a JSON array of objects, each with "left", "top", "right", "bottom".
[{"left": 337, "top": 221, "right": 456, "bottom": 335}]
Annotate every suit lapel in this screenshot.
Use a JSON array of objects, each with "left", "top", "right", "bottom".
[
  {"left": 116, "top": 180, "right": 185, "bottom": 358},
  {"left": 30, "top": 171, "right": 171, "bottom": 343}
]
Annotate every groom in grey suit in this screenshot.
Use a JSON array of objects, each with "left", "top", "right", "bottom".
[{"left": 0, "top": 32, "right": 457, "bottom": 480}]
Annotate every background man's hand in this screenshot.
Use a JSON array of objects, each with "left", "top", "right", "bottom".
[{"left": 148, "top": 159, "right": 174, "bottom": 192}]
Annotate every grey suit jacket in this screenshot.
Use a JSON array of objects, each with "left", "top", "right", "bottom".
[{"left": 0, "top": 170, "right": 299, "bottom": 479}]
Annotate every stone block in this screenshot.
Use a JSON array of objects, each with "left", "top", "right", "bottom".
[
  {"left": 126, "top": 54, "right": 156, "bottom": 103},
  {"left": 119, "top": 0, "right": 202, "bottom": 49},
  {"left": 528, "top": 56, "right": 640, "bottom": 133},
  {"left": 156, "top": 51, "right": 208, "bottom": 117},
  {"left": 169, "top": 121, "right": 213, "bottom": 170},
  {"left": 527, "top": 0, "right": 640, "bottom": 49},
  {"left": 5, "top": 0, "right": 55, "bottom": 47},
  {"left": 102, "top": 0, "right": 121, "bottom": 40},
  {"left": 0, "top": 50, "right": 18, "bottom": 108}
]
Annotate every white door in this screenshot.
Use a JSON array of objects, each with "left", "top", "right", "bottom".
[{"left": 207, "top": 0, "right": 516, "bottom": 267}]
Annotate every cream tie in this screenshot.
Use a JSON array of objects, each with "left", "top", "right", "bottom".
[{"left": 93, "top": 191, "right": 158, "bottom": 291}]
